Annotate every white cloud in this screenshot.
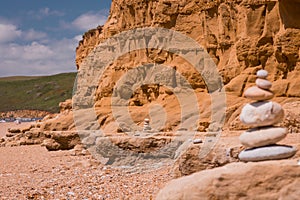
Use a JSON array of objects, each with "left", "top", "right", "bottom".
[
  {"left": 0, "top": 23, "right": 22, "bottom": 43},
  {"left": 23, "top": 42, "right": 54, "bottom": 60},
  {"left": 0, "top": 22, "right": 48, "bottom": 44},
  {"left": 0, "top": 9, "right": 109, "bottom": 77},
  {"left": 0, "top": 38, "right": 78, "bottom": 77},
  {"left": 74, "top": 35, "right": 83, "bottom": 42},
  {"left": 39, "top": 7, "right": 64, "bottom": 17},
  {"left": 28, "top": 7, "right": 65, "bottom": 20},
  {"left": 22, "top": 29, "right": 48, "bottom": 41},
  {"left": 72, "top": 12, "right": 107, "bottom": 31}
]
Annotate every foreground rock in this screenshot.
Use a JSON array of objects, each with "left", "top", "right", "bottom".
[{"left": 156, "top": 160, "right": 300, "bottom": 200}]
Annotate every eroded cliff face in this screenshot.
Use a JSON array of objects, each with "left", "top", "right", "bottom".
[{"left": 75, "top": 0, "right": 300, "bottom": 132}]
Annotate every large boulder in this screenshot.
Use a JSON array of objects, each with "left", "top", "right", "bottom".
[
  {"left": 157, "top": 160, "right": 300, "bottom": 200},
  {"left": 172, "top": 139, "right": 242, "bottom": 177},
  {"left": 42, "top": 131, "right": 81, "bottom": 151}
]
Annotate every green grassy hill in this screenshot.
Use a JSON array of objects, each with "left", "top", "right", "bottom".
[{"left": 0, "top": 72, "right": 77, "bottom": 113}]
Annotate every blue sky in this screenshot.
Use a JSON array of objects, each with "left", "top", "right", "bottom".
[{"left": 0, "top": 0, "right": 112, "bottom": 77}]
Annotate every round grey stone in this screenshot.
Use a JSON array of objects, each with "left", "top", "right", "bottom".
[
  {"left": 240, "top": 101, "right": 284, "bottom": 127},
  {"left": 239, "top": 145, "right": 297, "bottom": 162},
  {"left": 256, "top": 78, "right": 272, "bottom": 90},
  {"left": 244, "top": 86, "right": 274, "bottom": 101},
  {"left": 257, "top": 69, "right": 268, "bottom": 79},
  {"left": 239, "top": 126, "right": 287, "bottom": 148}
]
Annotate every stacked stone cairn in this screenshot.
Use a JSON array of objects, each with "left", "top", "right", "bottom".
[
  {"left": 238, "top": 69, "right": 297, "bottom": 162},
  {"left": 143, "top": 118, "right": 151, "bottom": 132}
]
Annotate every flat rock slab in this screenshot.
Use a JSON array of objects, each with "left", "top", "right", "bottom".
[
  {"left": 239, "top": 145, "right": 297, "bottom": 162},
  {"left": 239, "top": 126, "right": 287, "bottom": 148},
  {"left": 256, "top": 78, "right": 272, "bottom": 90},
  {"left": 244, "top": 86, "right": 274, "bottom": 101},
  {"left": 240, "top": 101, "right": 284, "bottom": 127}
]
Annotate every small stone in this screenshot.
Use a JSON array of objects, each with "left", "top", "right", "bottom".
[
  {"left": 257, "top": 69, "right": 268, "bottom": 79},
  {"left": 244, "top": 86, "right": 274, "bottom": 101},
  {"left": 193, "top": 139, "right": 203, "bottom": 144},
  {"left": 42, "top": 139, "right": 61, "bottom": 151},
  {"left": 239, "top": 127, "right": 287, "bottom": 148},
  {"left": 118, "top": 122, "right": 131, "bottom": 132},
  {"left": 7, "top": 128, "right": 21, "bottom": 134},
  {"left": 239, "top": 145, "right": 297, "bottom": 162},
  {"left": 240, "top": 101, "right": 284, "bottom": 127},
  {"left": 6, "top": 132, "right": 18, "bottom": 137},
  {"left": 256, "top": 78, "right": 272, "bottom": 90},
  {"left": 67, "top": 191, "right": 75, "bottom": 196}
]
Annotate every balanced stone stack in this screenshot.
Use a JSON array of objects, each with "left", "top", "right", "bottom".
[
  {"left": 238, "top": 69, "right": 297, "bottom": 162},
  {"left": 143, "top": 118, "right": 151, "bottom": 132}
]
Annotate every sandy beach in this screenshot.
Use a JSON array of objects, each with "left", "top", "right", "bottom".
[
  {"left": 0, "top": 122, "right": 172, "bottom": 199},
  {"left": 0, "top": 122, "right": 299, "bottom": 199},
  {"left": 0, "top": 145, "right": 172, "bottom": 199}
]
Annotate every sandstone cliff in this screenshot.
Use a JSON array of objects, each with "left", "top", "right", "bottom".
[{"left": 75, "top": 0, "right": 300, "bottom": 132}]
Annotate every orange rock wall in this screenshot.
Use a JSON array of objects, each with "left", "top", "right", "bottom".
[{"left": 75, "top": 0, "right": 300, "bottom": 131}]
